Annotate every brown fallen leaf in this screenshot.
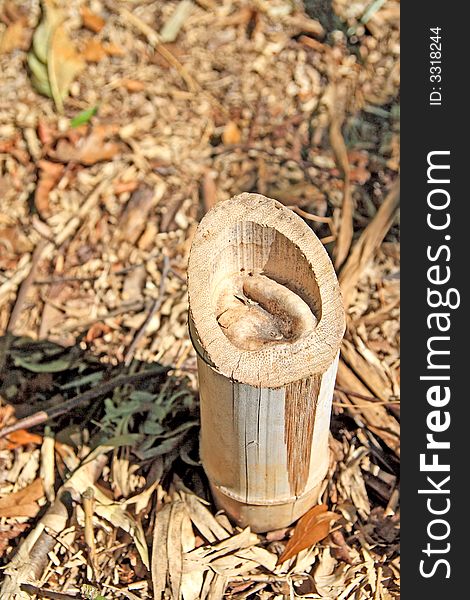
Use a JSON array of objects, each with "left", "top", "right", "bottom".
[
  {"left": 0, "top": 478, "right": 44, "bottom": 518},
  {"left": 52, "top": 124, "right": 121, "bottom": 165},
  {"left": 222, "top": 121, "right": 241, "bottom": 145},
  {"left": 6, "top": 430, "right": 43, "bottom": 450},
  {"left": 48, "top": 25, "right": 86, "bottom": 112},
  {"left": 116, "top": 185, "right": 158, "bottom": 244},
  {"left": 277, "top": 504, "right": 341, "bottom": 564},
  {"left": 80, "top": 6, "right": 105, "bottom": 33},
  {"left": 27, "top": 0, "right": 85, "bottom": 113},
  {"left": 35, "top": 159, "right": 64, "bottom": 217}
]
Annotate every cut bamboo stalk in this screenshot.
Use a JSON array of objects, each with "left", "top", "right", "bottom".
[{"left": 187, "top": 193, "right": 345, "bottom": 532}]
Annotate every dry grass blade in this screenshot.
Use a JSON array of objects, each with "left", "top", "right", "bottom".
[
  {"left": 119, "top": 7, "right": 197, "bottom": 94},
  {"left": 152, "top": 503, "right": 172, "bottom": 599},
  {"left": 324, "top": 85, "right": 353, "bottom": 271},
  {"left": 340, "top": 180, "right": 400, "bottom": 309},
  {"left": 167, "top": 499, "right": 187, "bottom": 599},
  {"left": 341, "top": 338, "right": 393, "bottom": 404},
  {"left": 159, "top": 0, "right": 193, "bottom": 43},
  {"left": 182, "top": 492, "right": 230, "bottom": 543},
  {"left": 336, "top": 360, "right": 400, "bottom": 455},
  {"left": 40, "top": 430, "right": 56, "bottom": 502}
]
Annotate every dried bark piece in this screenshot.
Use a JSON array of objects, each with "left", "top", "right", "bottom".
[
  {"left": 222, "top": 121, "right": 241, "bottom": 145},
  {"left": 116, "top": 185, "right": 160, "bottom": 244},
  {"left": 80, "top": 6, "right": 105, "bottom": 33}
]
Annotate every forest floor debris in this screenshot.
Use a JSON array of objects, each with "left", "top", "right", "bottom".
[{"left": 1, "top": 0, "right": 399, "bottom": 598}]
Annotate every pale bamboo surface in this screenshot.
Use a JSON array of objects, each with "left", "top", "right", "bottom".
[{"left": 188, "top": 193, "right": 345, "bottom": 531}]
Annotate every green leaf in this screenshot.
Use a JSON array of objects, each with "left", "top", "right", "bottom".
[
  {"left": 101, "top": 433, "right": 143, "bottom": 448},
  {"left": 27, "top": 51, "right": 52, "bottom": 97},
  {"left": 70, "top": 105, "right": 98, "bottom": 128},
  {"left": 141, "top": 421, "right": 164, "bottom": 435},
  {"left": 61, "top": 371, "right": 103, "bottom": 389},
  {"left": 13, "top": 355, "right": 71, "bottom": 373},
  {"left": 129, "top": 390, "right": 157, "bottom": 402}
]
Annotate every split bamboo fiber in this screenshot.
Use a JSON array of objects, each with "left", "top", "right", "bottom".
[{"left": 187, "top": 193, "right": 345, "bottom": 532}]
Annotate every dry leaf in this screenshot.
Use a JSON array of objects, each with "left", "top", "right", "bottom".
[
  {"left": 0, "top": 478, "right": 44, "bottom": 518},
  {"left": 80, "top": 6, "right": 105, "bottom": 33},
  {"left": 152, "top": 503, "right": 172, "bottom": 598},
  {"left": 53, "top": 124, "right": 121, "bottom": 165},
  {"left": 6, "top": 430, "right": 43, "bottom": 450},
  {"left": 35, "top": 159, "right": 64, "bottom": 217},
  {"left": 48, "top": 28, "right": 84, "bottom": 110},
  {"left": 182, "top": 492, "right": 230, "bottom": 543},
  {"left": 95, "top": 500, "right": 150, "bottom": 569},
  {"left": 329, "top": 530, "right": 354, "bottom": 564},
  {"left": 277, "top": 504, "right": 341, "bottom": 564},
  {"left": 222, "top": 121, "right": 241, "bottom": 145},
  {"left": 0, "top": 404, "right": 15, "bottom": 430},
  {"left": 27, "top": 0, "right": 85, "bottom": 112},
  {"left": 313, "top": 547, "right": 345, "bottom": 597},
  {"left": 336, "top": 360, "right": 400, "bottom": 455},
  {"left": 37, "top": 119, "right": 57, "bottom": 145},
  {"left": 116, "top": 185, "right": 159, "bottom": 244},
  {"left": 167, "top": 500, "right": 187, "bottom": 599}
]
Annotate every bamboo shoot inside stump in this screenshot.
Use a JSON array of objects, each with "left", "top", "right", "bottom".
[{"left": 187, "top": 193, "right": 345, "bottom": 532}]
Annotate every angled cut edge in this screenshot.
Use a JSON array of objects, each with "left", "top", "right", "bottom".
[{"left": 187, "top": 192, "right": 345, "bottom": 388}]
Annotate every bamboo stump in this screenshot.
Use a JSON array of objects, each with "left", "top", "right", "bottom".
[{"left": 187, "top": 193, "right": 345, "bottom": 532}]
